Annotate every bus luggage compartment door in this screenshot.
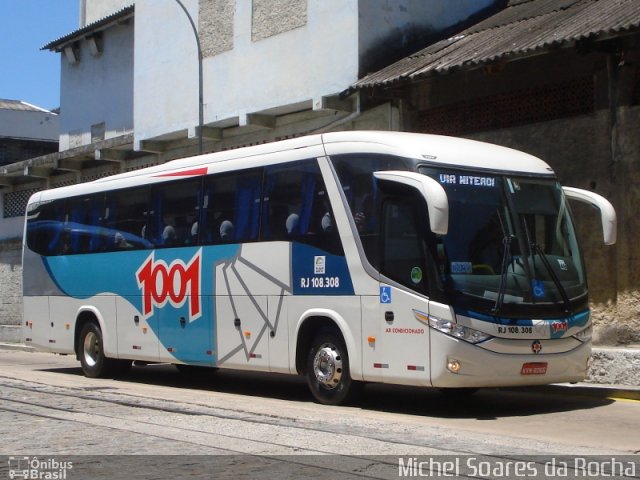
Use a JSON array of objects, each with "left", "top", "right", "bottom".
[{"left": 158, "top": 295, "right": 214, "bottom": 366}]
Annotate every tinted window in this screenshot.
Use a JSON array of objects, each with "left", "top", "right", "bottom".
[
  {"left": 103, "top": 187, "right": 151, "bottom": 250},
  {"left": 65, "top": 194, "right": 105, "bottom": 254},
  {"left": 331, "top": 154, "right": 410, "bottom": 268},
  {"left": 27, "top": 195, "right": 111, "bottom": 256},
  {"left": 26, "top": 189, "right": 152, "bottom": 256},
  {"left": 381, "top": 193, "right": 432, "bottom": 295},
  {"left": 26, "top": 199, "right": 65, "bottom": 256},
  {"left": 262, "top": 160, "right": 342, "bottom": 255},
  {"left": 201, "top": 169, "right": 262, "bottom": 244},
  {"left": 148, "top": 180, "right": 201, "bottom": 247}
]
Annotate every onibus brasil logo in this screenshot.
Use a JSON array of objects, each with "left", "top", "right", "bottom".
[
  {"left": 8, "top": 457, "right": 73, "bottom": 479},
  {"left": 136, "top": 249, "right": 202, "bottom": 321}
]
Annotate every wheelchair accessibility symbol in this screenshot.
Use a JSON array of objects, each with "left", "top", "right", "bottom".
[
  {"left": 380, "top": 286, "right": 391, "bottom": 304},
  {"left": 532, "top": 279, "right": 545, "bottom": 298}
]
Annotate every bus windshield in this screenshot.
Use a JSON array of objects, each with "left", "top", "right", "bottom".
[{"left": 419, "top": 167, "right": 587, "bottom": 316}]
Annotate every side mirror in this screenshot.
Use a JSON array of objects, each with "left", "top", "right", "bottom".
[
  {"left": 373, "top": 171, "right": 449, "bottom": 235},
  {"left": 563, "top": 187, "right": 617, "bottom": 245}
]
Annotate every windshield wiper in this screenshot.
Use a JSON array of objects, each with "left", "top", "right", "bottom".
[
  {"left": 531, "top": 243, "right": 571, "bottom": 315},
  {"left": 519, "top": 215, "right": 572, "bottom": 315},
  {"left": 491, "top": 233, "right": 514, "bottom": 315},
  {"left": 491, "top": 209, "right": 513, "bottom": 315}
]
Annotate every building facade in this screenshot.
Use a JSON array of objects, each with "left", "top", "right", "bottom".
[
  {"left": 351, "top": 0, "right": 640, "bottom": 345},
  {"left": 0, "top": 100, "right": 58, "bottom": 342},
  {"left": 0, "top": 0, "right": 496, "bottom": 342}
]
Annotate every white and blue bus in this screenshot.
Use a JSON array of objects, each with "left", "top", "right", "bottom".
[{"left": 23, "top": 131, "right": 616, "bottom": 405}]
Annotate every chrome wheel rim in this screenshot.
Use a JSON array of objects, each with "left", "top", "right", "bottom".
[
  {"left": 83, "top": 331, "right": 99, "bottom": 368},
  {"left": 312, "top": 343, "right": 343, "bottom": 389}
]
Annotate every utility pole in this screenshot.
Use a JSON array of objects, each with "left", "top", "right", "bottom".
[{"left": 172, "top": 0, "right": 204, "bottom": 155}]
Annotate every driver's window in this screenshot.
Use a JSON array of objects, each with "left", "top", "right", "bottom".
[{"left": 381, "top": 194, "right": 431, "bottom": 295}]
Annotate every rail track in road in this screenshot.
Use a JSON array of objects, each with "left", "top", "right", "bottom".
[
  {"left": 0, "top": 350, "right": 637, "bottom": 468},
  {"left": 0, "top": 376, "right": 459, "bottom": 457}
]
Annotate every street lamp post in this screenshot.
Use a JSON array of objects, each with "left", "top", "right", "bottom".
[{"left": 172, "top": 0, "right": 204, "bottom": 155}]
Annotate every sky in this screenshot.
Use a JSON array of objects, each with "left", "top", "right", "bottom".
[{"left": 1, "top": 0, "right": 79, "bottom": 111}]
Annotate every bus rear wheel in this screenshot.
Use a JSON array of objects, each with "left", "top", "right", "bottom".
[
  {"left": 79, "top": 322, "right": 115, "bottom": 378},
  {"left": 306, "top": 330, "right": 356, "bottom": 405}
]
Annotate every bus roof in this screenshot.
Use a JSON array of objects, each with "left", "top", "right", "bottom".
[
  {"left": 321, "top": 131, "right": 554, "bottom": 175},
  {"left": 30, "top": 131, "right": 555, "bottom": 203}
]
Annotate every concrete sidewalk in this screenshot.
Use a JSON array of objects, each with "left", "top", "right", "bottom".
[{"left": 2, "top": 342, "right": 639, "bottom": 401}]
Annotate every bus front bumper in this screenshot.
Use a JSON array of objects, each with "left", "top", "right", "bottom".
[{"left": 430, "top": 332, "right": 591, "bottom": 388}]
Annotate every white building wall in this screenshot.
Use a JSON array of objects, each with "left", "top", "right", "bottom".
[
  {"left": 82, "top": 0, "right": 133, "bottom": 26},
  {"left": 133, "top": 0, "right": 496, "bottom": 146},
  {"left": 59, "top": 19, "right": 134, "bottom": 151},
  {"left": 134, "top": 0, "right": 360, "bottom": 145},
  {"left": 209, "top": 0, "right": 360, "bottom": 120},
  {"left": 0, "top": 108, "right": 58, "bottom": 141},
  {"left": 0, "top": 105, "right": 57, "bottom": 240},
  {"left": 0, "top": 216, "right": 24, "bottom": 241},
  {"left": 134, "top": 0, "right": 200, "bottom": 143}
]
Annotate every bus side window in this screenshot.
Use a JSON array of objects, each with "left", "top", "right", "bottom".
[
  {"left": 26, "top": 199, "right": 65, "bottom": 256},
  {"left": 66, "top": 195, "right": 105, "bottom": 254},
  {"left": 234, "top": 173, "right": 262, "bottom": 242},
  {"left": 381, "top": 193, "right": 432, "bottom": 295},
  {"left": 262, "top": 160, "right": 343, "bottom": 255},
  {"left": 202, "top": 169, "right": 262, "bottom": 245},
  {"left": 331, "top": 154, "right": 411, "bottom": 269},
  {"left": 262, "top": 164, "right": 303, "bottom": 241},
  {"left": 148, "top": 179, "right": 202, "bottom": 247},
  {"left": 104, "top": 187, "right": 150, "bottom": 251}
]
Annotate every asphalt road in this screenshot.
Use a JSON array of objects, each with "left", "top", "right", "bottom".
[{"left": 0, "top": 350, "right": 638, "bottom": 479}]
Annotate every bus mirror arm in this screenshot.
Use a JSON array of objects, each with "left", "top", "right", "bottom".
[
  {"left": 562, "top": 186, "right": 617, "bottom": 245},
  {"left": 373, "top": 171, "right": 449, "bottom": 235}
]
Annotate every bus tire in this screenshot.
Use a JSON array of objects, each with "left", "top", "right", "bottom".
[
  {"left": 78, "top": 322, "right": 115, "bottom": 378},
  {"left": 306, "top": 329, "right": 356, "bottom": 405}
]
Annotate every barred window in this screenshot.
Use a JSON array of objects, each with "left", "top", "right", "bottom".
[
  {"left": 3, "top": 188, "right": 41, "bottom": 218},
  {"left": 417, "top": 78, "right": 595, "bottom": 136}
]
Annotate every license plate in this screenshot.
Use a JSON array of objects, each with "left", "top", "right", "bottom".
[{"left": 521, "top": 362, "right": 548, "bottom": 375}]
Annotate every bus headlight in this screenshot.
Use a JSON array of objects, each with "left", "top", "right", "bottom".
[
  {"left": 573, "top": 325, "right": 593, "bottom": 342},
  {"left": 428, "top": 316, "right": 493, "bottom": 344}
]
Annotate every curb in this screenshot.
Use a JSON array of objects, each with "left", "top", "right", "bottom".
[{"left": 520, "top": 383, "right": 640, "bottom": 402}]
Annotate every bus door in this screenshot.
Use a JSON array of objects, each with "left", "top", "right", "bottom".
[
  {"left": 372, "top": 193, "right": 434, "bottom": 386},
  {"left": 361, "top": 171, "right": 449, "bottom": 386}
]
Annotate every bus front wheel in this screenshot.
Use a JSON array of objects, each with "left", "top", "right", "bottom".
[
  {"left": 306, "top": 330, "right": 356, "bottom": 405},
  {"left": 79, "top": 322, "right": 115, "bottom": 378}
]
